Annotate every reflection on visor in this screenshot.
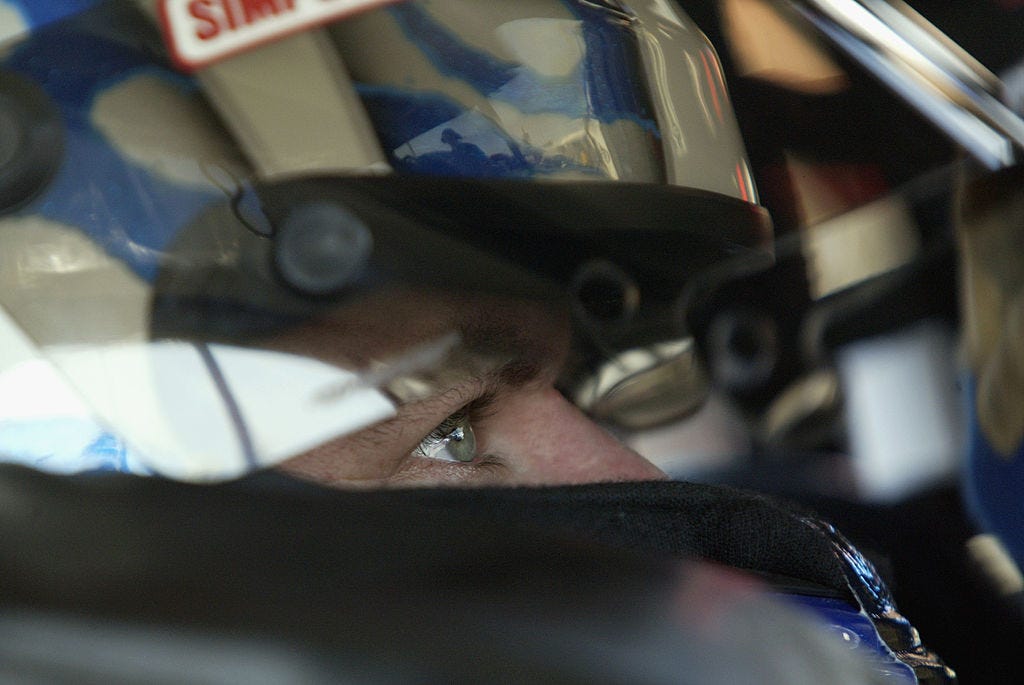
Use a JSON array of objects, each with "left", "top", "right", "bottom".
[
  {"left": 0, "top": 304, "right": 148, "bottom": 476},
  {"left": 0, "top": 322, "right": 398, "bottom": 481},
  {"left": 571, "top": 338, "right": 709, "bottom": 430}
]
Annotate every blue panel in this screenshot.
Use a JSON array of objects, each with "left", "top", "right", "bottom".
[
  {"left": 3, "top": 0, "right": 100, "bottom": 32},
  {"left": 963, "top": 375, "right": 1024, "bottom": 569},
  {"left": 784, "top": 594, "right": 918, "bottom": 683}
]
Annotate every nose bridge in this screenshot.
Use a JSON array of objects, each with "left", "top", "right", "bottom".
[{"left": 499, "top": 387, "right": 666, "bottom": 484}]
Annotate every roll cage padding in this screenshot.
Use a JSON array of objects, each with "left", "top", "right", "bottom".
[
  {"left": 1, "top": 467, "right": 852, "bottom": 601},
  {"left": 0, "top": 465, "right": 954, "bottom": 682}
]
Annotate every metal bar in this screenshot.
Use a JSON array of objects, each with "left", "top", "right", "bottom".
[{"left": 775, "top": 0, "right": 1024, "bottom": 170}]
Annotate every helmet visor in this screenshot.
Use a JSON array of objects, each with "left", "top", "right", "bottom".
[{"left": 0, "top": 0, "right": 768, "bottom": 480}]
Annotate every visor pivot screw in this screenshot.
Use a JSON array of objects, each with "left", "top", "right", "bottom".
[
  {"left": 707, "top": 309, "right": 779, "bottom": 394},
  {"left": 571, "top": 261, "right": 639, "bottom": 325},
  {"left": 273, "top": 201, "right": 372, "bottom": 297},
  {"left": 0, "top": 71, "right": 63, "bottom": 213}
]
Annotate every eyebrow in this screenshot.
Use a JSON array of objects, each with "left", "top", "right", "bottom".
[
  {"left": 378, "top": 311, "right": 559, "bottom": 421},
  {"left": 310, "top": 307, "right": 566, "bottom": 469},
  {"left": 458, "top": 315, "right": 558, "bottom": 390}
]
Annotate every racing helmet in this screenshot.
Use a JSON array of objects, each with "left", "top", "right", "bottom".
[{"left": 0, "top": 0, "right": 770, "bottom": 480}]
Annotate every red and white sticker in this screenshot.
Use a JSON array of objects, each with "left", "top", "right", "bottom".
[{"left": 159, "top": 0, "right": 401, "bottom": 71}]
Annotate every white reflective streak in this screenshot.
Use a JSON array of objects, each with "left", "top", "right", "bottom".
[
  {"left": 38, "top": 341, "right": 395, "bottom": 481},
  {"left": 0, "top": 1, "right": 27, "bottom": 47}
]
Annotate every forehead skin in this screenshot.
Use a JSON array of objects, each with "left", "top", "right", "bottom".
[{"left": 264, "top": 286, "right": 569, "bottom": 379}]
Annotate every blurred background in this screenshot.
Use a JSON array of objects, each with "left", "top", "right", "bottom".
[{"left": 632, "top": 2, "right": 1024, "bottom": 681}]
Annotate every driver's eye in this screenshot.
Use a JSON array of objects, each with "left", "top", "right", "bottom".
[{"left": 413, "top": 411, "right": 478, "bottom": 463}]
